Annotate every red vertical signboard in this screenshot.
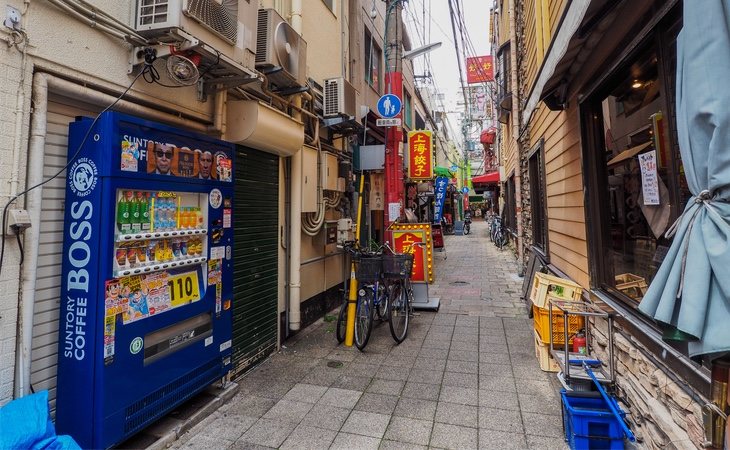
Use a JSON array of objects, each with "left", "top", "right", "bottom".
[
  {"left": 407, "top": 130, "right": 433, "bottom": 180},
  {"left": 466, "top": 56, "right": 494, "bottom": 83}
]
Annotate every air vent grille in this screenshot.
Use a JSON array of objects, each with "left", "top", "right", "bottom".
[
  {"left": 185, "top": 0, "right": 238, "bottom": 43},
  {"left": 138, "top": 0, "right": 171, "bottom": 26},
  {"left": 324, "top": 79, "right": 340, "bottom": 117},
  {"left": 255, "top": 9, "right": 270, "bottom": 64}
]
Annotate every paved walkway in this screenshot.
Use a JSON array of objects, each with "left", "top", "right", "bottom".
[{"left": 171, "top": 220, "right": 567, "bottom": 449}]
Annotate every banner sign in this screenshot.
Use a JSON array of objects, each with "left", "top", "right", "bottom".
[
  {"left": 433, "top": 176, "right": 448, "bottom": 223},
  {"left": 390, "top": 223, "right": 435, "bottom": 283},
  {"left": 407, "top": 130, "right": 433, "bottom": 180},
  {"left": 466, "top": 55, "right": 494, "bottom": 83}
]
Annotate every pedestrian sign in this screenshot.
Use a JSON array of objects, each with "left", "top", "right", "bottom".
[
  {"left": 462, "top": 187, "right": 469, "bottom": 194},
  {"left": 377, "top": 94, "right": 402, "bottom": 118}
]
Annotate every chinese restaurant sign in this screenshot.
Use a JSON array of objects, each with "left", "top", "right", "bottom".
[
  {"left": 408, "top": 130, "right": 433, "bottom": 180},
  {"left": 391, "top": 223, "right": 435, "bottom": 283},
  {"left": 466, "top": 56, "right": 494, "bottom": 83}
]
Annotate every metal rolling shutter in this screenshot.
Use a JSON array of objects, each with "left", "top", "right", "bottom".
[
  {"left": 30, "top": 96, "right": 100, "bottom": 412},
  {"left": 231, "top": 145, "right": 279, "bottom": 376}
]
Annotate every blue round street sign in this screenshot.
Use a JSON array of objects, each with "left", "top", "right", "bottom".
[
  {"left": 377, "top": 94, "right": 402, "bottom": 118},
  {"left": 462, "top": 187, "right": 469, "bottom": 194}
]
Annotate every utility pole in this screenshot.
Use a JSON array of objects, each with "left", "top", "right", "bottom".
[{"left": 384, "top": 0, "right": 404, "bottom": 229}]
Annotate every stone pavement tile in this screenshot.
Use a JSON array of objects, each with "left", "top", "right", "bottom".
[
  {"left": 526, "top": 434, "right": 570, "bottom": 449},
  {"left": 330, "top": 432, "right": 381, "bottom": 450},
  {"left": 478, "top": 389, "right": 520, "bottom": 410},
  {"left": 478, "top": 407, "right": 524, "bottom": 433},
  {"left": 442, "top": 371, "right": 478, "bottom": 389},
  {"left": 238, "top": 418, "right": 297, "bottom": 448},
  {"left": 447, "top": 349, "right": 479, "bottom": 362},
  {"left": 382, "top": 355, "right": 417, "bottom": 368},
  {"left": 478, "top": 351, "right": 511, "bottom": 364},
  {"left": 518, "top": 391, "right": 561, "bottom": 415},
  {"left": 176, "top": 433, "right": 234, "bottom": 449},
  {"left": 354, "top": 392, "right": 399, "bottom": 414},
  {"left": 512, "top": 362, "right": 553, "bottom": 381},
  {"left": 326, "top": 349, "right": 358, "bottom": 362},
  {"left": 317, "top": 387, "right": 362, "bottom": 409},
  {"left": 522, "top": 412, "right": 564, "bottom": 438},
  {"left": 414, "top": 357, "right": 446, "bottom": 370},
  {"left": 375, "top": 364, "right": 411, "bottom": 381},
  {"left": 479, "top": 362, "right": 514, "bottom": 378},
  {"left": 430, "top": 422, "right": 478, "bottom": 450},
  {"left": 452, "top": 330, "right": 480, "bottom": 341},
  {"left": 299, "top": 366, "right": 341, "bottom": 387},
  {"left": 239, "top": 380, "right": 295, "bottom": 401},
  {"left": 479, "top": 334, "right": 507, "bottom": 345},
  {"left": 421, "top": 338, "right": 451, "bottom": 350},
  {"left": 365, "top": 343, "right": 394, "bottom": 354},
  {"left": 418, "top": 347, "right": 449, "bottom": 359},
  {"left": 225, "top": 395, "right": 276, "bottom": 418},
  {"left": 477, "top": 430, "right": 528, "bottom": 450},
  {"left": 430, "top": 325, "right": 455, "bottom": 335},
  {"left": 197, "top": 413, "right": 257, "bottom": 442},
  {"left": 450, "top": 341, "right": 479, "bottom": 352},
  {"left": 332, "top": 375, "right": 372, "bottom": 391},
  {"left": 353, "top": 352, "right": 387, "bottom": 365},
  {"left": 408, "top": 367, "right": 444, "bottom": 385},
  {"left": 299, "top": 403, "right": 351, "bottom": 431},
  {"left": 446, "top": 359, "right": 479, "bottom": 374},
  {"left": 401, "top": 381, "right": 440, "bottom": 401},
  {"left": 341, "top": 410, "right": 391, "bottom": 438},
  {"left": 478, "top": 375, "right": 517, "bottom": 393},
  {"left": 262, "top": 399, "right": 313, "bottom": 423},
  {"left": 343, "top": 362, "right": 380, "bottom": 378},
  {"left": 366, "top": 379, "right": 405, "bottom": 396},
  {"left": 383, "top": 416, "right": 433, "bottom": 446},
  {"left": 379, "top": 439, "right": 427, "bottom": 450},
  {"left": 228, "top": 440, "right": 275, "bottom": 450},
  {"left": 281, "top": 383, "right": 328, "bottom": 404},
  {"left": 435, "top": 401, "right": 478, "bottom": 428},
  {"left": 478, "top": 327, "right": 506, "bottom": 337},
  {"left": 479, "top": 317, "right": 504, "bottom": 329},
  {"left": 279, "top": 424, "right": 337, "bottom": 450},
  {"left": 432, "top": 314, "right": 457, "bottom": 325},
  {"left": 394, "top": 397, "right": 438, "bottom": 421},
  {"left": 478, "top": 341, "right": 509, "bottom": 353},
  {"left": 439, "top": 386, "right": 479, "bottom": 406},
  {"left": 516, "top": 378, "right": 557, "bottom": 395}
]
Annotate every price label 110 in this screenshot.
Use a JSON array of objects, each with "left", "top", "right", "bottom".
[{"left": 168, "top": 271, "right": 201, "bottom": 307}]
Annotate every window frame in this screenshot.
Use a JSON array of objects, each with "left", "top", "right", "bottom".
[
  {"left": 404, "top": 92, "right": 412, "bottom": 128},
  {"left": 364, "top": 28, "right": 382, "bottom": 92},
  {"left": 528, "top": 139, "right": 549, "bottom": 256}
]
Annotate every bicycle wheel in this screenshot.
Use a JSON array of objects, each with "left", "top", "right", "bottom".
[
  {"left": 336, "top": 300, "right": 348, "bottom": 344},
  {"left": 375, "top": 282, "right": 388, "bottom": 321},
  {"left": 464, "top": 223, "right": 470, "bottom": 235},
  {"left": 388, "top": 279, "right": 410, "bottom": 343},
  {"left": 495, "top": 230, "right": 507, "bottom": 250},
  {"left": 354, "top": 286, "right": 374, "bottom": 350}
]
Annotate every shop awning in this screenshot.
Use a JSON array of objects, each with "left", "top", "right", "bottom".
[
  {"left": 434, "top": 166, "right": 455, "bottom": 178},
  {"left": 471, "top": 172, "right": 500, "bottom": 184}
]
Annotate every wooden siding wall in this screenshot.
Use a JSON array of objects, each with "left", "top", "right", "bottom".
[{"left": 529, "top": 104, "right": 589, "bottom": 287}]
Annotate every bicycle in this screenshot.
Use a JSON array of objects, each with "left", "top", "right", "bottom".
[
  {"left": 491, "top": 216, "right": 508, "bottom": 250},
  {"left": 382, "top": 241, "right": 423, "bottom": 343},
  {"left": 463, "top": 212, "right": 472, "bottom": 235}
]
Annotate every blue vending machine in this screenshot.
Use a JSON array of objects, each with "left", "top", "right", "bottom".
[{"left": 56, "top": 112, "right": 235, "bottom": 449}]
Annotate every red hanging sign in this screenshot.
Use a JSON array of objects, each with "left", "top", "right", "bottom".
[
  {"left": 393, "top": 230, "right": 426, "bottom": 282},
  {"left": 407, "top": 130, "right": 433, "bottom": 180},
  {"left": 466, "top": 56, "right": 494, "bottom": 83}
]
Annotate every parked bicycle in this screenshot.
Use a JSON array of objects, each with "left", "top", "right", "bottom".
[
  {"left": 463, "top": 211, "right": 472, "bottom": 235},
  {"left": 490, "top": 215, "right": 508, "bottom": 249}
]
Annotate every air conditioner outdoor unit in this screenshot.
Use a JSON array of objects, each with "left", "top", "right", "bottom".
[
  {"left": 256, "top": 9, "right": 307, "bottom": 90},
  {"left": 134, "top": 0, "right": 257, "bottom": 71},
  {"left": 323, "top": 77, "right": 357, "bottom": 118}
]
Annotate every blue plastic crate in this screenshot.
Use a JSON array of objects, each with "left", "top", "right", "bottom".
[{"left": 562, "top": 391, "right": 625, "bottom": 450}]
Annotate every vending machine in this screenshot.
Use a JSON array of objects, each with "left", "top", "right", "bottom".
[{"left": 56, "top": 111, "right": 235, "bottom": 449}]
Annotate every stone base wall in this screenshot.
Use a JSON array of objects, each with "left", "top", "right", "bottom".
[{"left": 590, "top": 318, "right": 705, "bottom": 449}]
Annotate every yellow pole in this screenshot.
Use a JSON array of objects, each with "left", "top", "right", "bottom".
[{"left": 345, "top": 174, "right": 365, "bottom": 346}]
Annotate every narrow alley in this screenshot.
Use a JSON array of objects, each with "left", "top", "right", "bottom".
[{"left": 167, "top": 220, "right": 568, "bottom": 450}]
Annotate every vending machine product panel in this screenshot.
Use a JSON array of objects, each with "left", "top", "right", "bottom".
[{"left": 56, "top": 112, "right": 235, "bottom": 449}]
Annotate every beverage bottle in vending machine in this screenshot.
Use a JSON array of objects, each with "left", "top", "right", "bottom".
[
  {"left": 141, "top": 192, "right": 151, "bottom": 231},
  {"left": 117, "top": 191, "right": 132, "bottom": 234},
  {"left": 196, "top": 207, "right": 204, "bottom": 229},
  {"left": 131, "top": 191, "right": 142, "bottom": 233}
]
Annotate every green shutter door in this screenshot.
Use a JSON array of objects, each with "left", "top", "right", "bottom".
[{"left": 232, "top": 145, "right": 279, "bottom": 375}]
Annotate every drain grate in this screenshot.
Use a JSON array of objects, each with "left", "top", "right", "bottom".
[
  {"left": 449, "top": 281, "right": 470, "bottom": 285},
  {"left": 327, "top": 360, "right": 344, "bottom": 368}
]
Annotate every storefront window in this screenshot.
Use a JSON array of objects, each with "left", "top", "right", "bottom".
[{"left": 586, "top": 31, "right": 689, "bottom": 308}]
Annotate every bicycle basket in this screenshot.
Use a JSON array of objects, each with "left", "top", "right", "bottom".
[
  {"left": 356, "top": 256, "right": 382, "bottom": 283},
  {"left": 382, "top": 253, "right": 414, "bottom": 279}
]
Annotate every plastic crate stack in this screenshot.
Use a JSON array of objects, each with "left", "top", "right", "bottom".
[{"left": 530, "top": 273, "right": 584, "bottom": 372}]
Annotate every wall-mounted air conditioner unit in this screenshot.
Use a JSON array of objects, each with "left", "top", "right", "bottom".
[
  {"left": 134, "top": 0, "right": 257, "bottom": 73},
  {"left": 256, "top": 9, "right": 307, "bottom": 90},
  {"left": 323, "top": 77, "right": 357, "bottom": 118}
]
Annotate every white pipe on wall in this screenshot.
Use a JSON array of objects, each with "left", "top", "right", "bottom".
[{"left": 15, "top": 72, "right": 210, "bottom": 396}]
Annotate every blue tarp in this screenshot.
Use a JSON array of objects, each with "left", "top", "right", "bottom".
[{"left": 0, "top": 391, "right": 80, "bottom": 450}]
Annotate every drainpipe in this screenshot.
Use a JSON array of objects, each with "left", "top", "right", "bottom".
[
  {"left": 288, "top": 0, "right": 303, "bottom": 332},
  {"left": 508, "top": 0, "right": 524, "bottom": 275},
  {"left": 15, "top": 72, "right": 210, "bottom": 396}
]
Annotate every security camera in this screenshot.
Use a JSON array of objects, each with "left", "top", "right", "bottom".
[{"left": 370, "top": 6, "right": 377, "bottom": 19}]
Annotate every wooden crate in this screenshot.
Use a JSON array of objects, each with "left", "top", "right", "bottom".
[
  {"left": 530, "top": 272, "right": 583, "bottom": 309},
  {"left": 615, "top": 273, "right": 648, "bottom": 300}
]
